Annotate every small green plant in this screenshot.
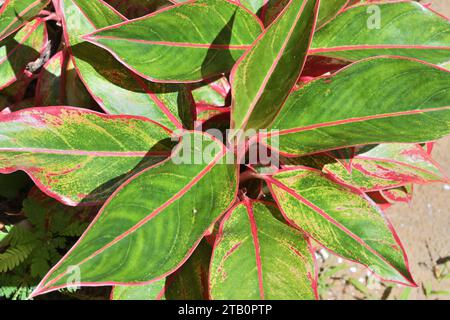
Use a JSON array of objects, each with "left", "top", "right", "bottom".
[
  {"left": 0, "top": 188, "right": 90, "bottom": 299},
  {"left": 0, "top": 0, "right": 449, "bottom": 300}
]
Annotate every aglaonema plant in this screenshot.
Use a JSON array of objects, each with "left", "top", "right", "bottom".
[{"left": 0, "top": 0, "right": 449, "bottom": 300}]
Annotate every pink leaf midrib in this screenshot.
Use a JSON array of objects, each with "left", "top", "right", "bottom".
[
  {"left": 37, "top": 144, "right": 228, "bottom": 292},
  {"left": 266, "top": 174, "right": 414, "bottom": 285}
]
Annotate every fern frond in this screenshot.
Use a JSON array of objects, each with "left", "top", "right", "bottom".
[
  {"left": 60, "top": 222, "right": 88, "bottom": 237},
  {"left": 4, "top": 225, "right": 36, "bottom": 247},
  {"left": 0, "top": 231, "right": 8, "bottom": 243},
  {"left": 0, "top": 243, "right": 34, "bottom": 273}
]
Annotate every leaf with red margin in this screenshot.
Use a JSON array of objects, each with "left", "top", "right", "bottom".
[
  {"left": 265, "top": 166, "right": 416, "bottom": 285},
  {"left": 112, "top": 240, "right": 211, "bottom": 300},
  {"left": 35, "top": 51, "right": 96, "bottom": 108},
  {"left": 35, "top": 52, "right": 65, "bottom": 106},
  {"left": 85, "top": 0, "right": 264, "bottom": 83},
  {"left": 193, "top": 78, "right": 230, "bottom": 125},
  {"left": 299, "top": 55, "right": 349, "bottom": 81},
  {"left": 228, "top": 0, "right": 286, "bottom": 25},
  {"left": 366, "top": 191, "right": 392, "bottom": 212},
  {"left": 0, "top": 18, "right": 47, "bottom": 90},
  {"left": 0, "top": 0, "right": 50, "bottom": 42},
  {"left": 260, "top": 0, "right": 289, "bottom": 26},
  {"left": 264, "top": 57, "right": 450, "bottom": 156},
  {"left": 58, "top": 0, "right": 194, "bottom": 130},
  {"left": 424, "top": 142, "right": 435, "bottom": 155},
  {"left": 210, "top": 199, "right": 317, "bottom": 300},
  {"left": 31, "top": 131, "right": 238, "bottom": 297},
  {"left": 323, "top": 144, "right": 447, "bottom": 192},
  {"left": 0, "top": 107, "right": 173, "bottom": 206},
  {"left": 229, "top": 0, "right": 267, "bottom": 16},
  {"left": 381, "top": 185, "right": 413, "bottom": 205},
  {"left": 310, "top": 1, "right": 450, "bottom": 65},
  {"left": 64, "top": 54, "right": 97, "bottom": 108},
  {"left": 315, "top": 0, "right": 348, "bottom": 28},
  {"left": 192, "top": 77, "right": 230, "bottom": 109},
  {"left": 231, "top": 0, "right": 320, "bottom": 133},
  {"left": 280, "top": 153, "right": 332, "bottom": 170},
  {"left": 104, "top": 0, "right": 172, "bottom": 19},
  {"left": 326, "top": 147, "right": 355, "bottom": 173}
]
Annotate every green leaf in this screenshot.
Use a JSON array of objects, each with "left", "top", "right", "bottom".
[
  {"left": 192, "top": 77, "right": 230, "bottom": 109},
  {"left": 30, "top": 256, "right": 49, "bottom": 278},
  {"left": 322, "top": 144, "right": 447, "bottom": 191},
  {"left": 165, "top": 240, "right": 211, "bottom": 300},
  {"left": 112, "top": 240, "right": 212, "bottom": 300},
  {"left": 0, "top": 231, "right": 8, "bottom": 243},
  {"left": 35, "top": 51, "right": 95, "bottom": 108},
  {"left": 0, "top": 107, "right": 172, "bottom": 206},
  {"left": 86, "top": 0, "right": 263, "bottom": 83},
  {"left": 310, "top": 2, "right": 450, "bottom": 64},
  {"left": 316, "top": 0, "right": 348, "bottom": 27},
  {"left": 111, "top": 280, "right": 166, "bottom": 300},
  {"left": 231, "top": 0, "right": 319, "bottom": 133},
  {"left": 210, "top": 200, "right": 316, "bottom": 300},
  {"left": 0, "top": 0, "right": 50, "bottom": 42},
  {"left": 236, "top": 0, "right": 267, "bottom": 15},
  {"left": 264, "top": 57, "right": 450, "bottom": 156},
  {"left": 58, "top": 0, "right": 194, "bottom": 129},
  {"left": 32, "top": 132, "right": 238, "bottom": 296},
  {"left": 381, "top": 185, "right": 413, "bottom": 205},
  {"left": 266, "top": 167, "right": 415, "bottom": 285},
  {"left": 0, "top": 243, "right": 35, "bottom": 272},
  {"left": 441, "top": 61, "right": 450, "bottom": 70},
  {"left": 35, "top": 51, "right": 64, "bottom": 106},
  {"left": 24, "top": 187, "right": 93, "bottom": 236},
  {"left": 64, "top": 57, "right": 97, "bottom": 108},
  {"left": 0, "top": 18, "right": 47, "bottom": 90},
  {"left": 0, "top": 72, "right": 34, "bottom": 107}
]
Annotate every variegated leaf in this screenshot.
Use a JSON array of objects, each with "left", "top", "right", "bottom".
[
  {"left": 264, "top": 57, "right": 450, "bottom": 156},
  {"left": 32, "top": 132, "right": 238, "bottom": 296},
  {"left": 58, "top": 0, "right": 194, "bottom": 129},
  {"left": 310, "top": 2, "right": 450, "bottom": 64},
  {"left": 35, "top": 51, "right": 96, "bottom": 108},
  {"left": 0, "top": 107, "right": 172, "bottom": 205},
  {"left": 86, "top": 0, "right": 264, "bottom": 83},
  {"left": 210, "top": 200, "right": 317, "bottom": 300},
  {"left": 266, "top": 167, "right": 415, "bottom": 285},
  {"left": 0, "top": 0, "right": 49, "bottom": 42},
  {"left": 0, "top": 18, "right": 47, "bottom": 90},
  {"left": 112, "top": 240, "right": 211, "bottom": 300},
  {"left": 323, "top": 144, "right": 447, "bottom": 191},
  {"left": 231, "top": 0, "right": 320, "bottom": 133}
]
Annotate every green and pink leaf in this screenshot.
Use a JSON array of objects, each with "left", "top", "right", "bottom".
[{"left": 264, "top": 166, "right": 415, "bottom": 285}]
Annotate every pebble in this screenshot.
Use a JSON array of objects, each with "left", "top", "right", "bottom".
[{"left": 320, "top": 248, "right": 329, "bottom": 260}]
